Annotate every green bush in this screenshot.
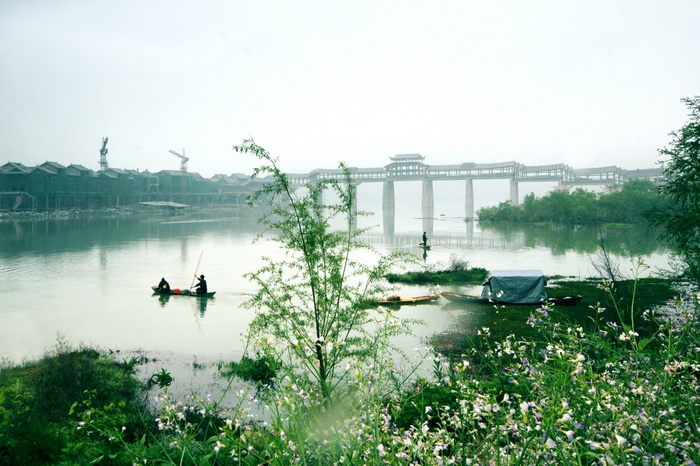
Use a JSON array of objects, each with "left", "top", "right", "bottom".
[
  {"left": 220, "top": 354, "right": 280, "bottom": 385},
  {"left": 385, "top": 267, "right": 488, "bottom": 285},
  {"left": 0, "top": 343, "right": 148, "bottom": 465},
  {"left": 392, "top": 380, "right": 460, "bottom": 430}
]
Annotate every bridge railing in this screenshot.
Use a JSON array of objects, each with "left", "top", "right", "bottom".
[{"left": 285, "top": 162, "right": 663, "bottom": 187}]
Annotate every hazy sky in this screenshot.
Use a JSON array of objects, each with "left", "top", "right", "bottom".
[{"left": 1, "top": 1, "right": 698, "bottom": 177}]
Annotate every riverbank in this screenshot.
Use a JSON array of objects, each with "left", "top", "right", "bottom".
[
  {"left": 385, "top": 267, "right": 679, "bottom": 356},
  {"left": 0, "top": 204, "right": 250, "bottom": 221},
  {"left": 0, "top": 205, "right": 137, "bottom": 220}
]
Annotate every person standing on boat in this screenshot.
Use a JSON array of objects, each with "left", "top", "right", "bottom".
[
  {"left": 422, "top": 231, "right": 428, "bottom": 246},
  {"left": 194, "top": 274, "right": 208, "bottom": 295},
  {"left": 158, "top": 277, "right": 171, "bottom": 293}
]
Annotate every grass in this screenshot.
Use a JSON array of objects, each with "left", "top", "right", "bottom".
[
  {"left": 387, "top": 262, "right": 677, "bottom": 355},
  {"left": 0, "top": 341, "right": 148, "bottom": 465},
  {"left": 385, "top": 267, "right": 488, "bottom": 285},
  {"left": 431, "top": 271, "right": 678, "bottom": 358}
]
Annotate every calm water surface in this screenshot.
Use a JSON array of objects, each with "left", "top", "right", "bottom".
[{"left": 0, "top": 185, "right": 671, "bottom": 395}]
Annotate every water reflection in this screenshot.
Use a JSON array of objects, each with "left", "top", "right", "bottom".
[
  {"left": 0, "top": 209, "right": 262, "bottom": 257},
  {"left": 481, "top": 223, "right": 665, "bottom": 256},
  {"left": 355, "top": 222, "right": 668, "bottom": 260},
  {"left": 196, "top": 298, "right": 208, "bottom": 317},
  {"left": 152, "top": 291, "right": 211, "bottom": 317},
  {"left": 0, "top": 208, "right": 667, "bottom": 263}
]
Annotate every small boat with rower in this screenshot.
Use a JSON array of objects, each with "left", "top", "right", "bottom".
[{"left": 151, "top": 286, "right": 216, "bottom": 298}]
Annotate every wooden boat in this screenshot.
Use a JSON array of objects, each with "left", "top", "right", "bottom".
[
  {"left": 547, "top": 295, "right": 583, "bottom": 306},
  {"left": 440, "top": 292, "right": 489, "bottom": 304},
  {"left": 418, "top": 242, "right": 431, "bottom": 250},
  {"left": 375, "top": 294, "right": 440, "bottom": 306},
  {"left": 441, "top": 292, "right": 582, "bottom": 306},
  {"left": 151, "top": 286, "right": 216, "bottom": 298}
]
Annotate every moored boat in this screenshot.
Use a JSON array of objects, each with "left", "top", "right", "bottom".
[
  {"left": 440, "top": 292, "right": 488, "bottom": 304},
  {"left": 546, "top": 295, "right": 583, "bottom": 306},
  {"left": 440, "top": 291, "right": 582, "bottom": 306},
  {"left": 151, "top": 286, "right": 216, "bottom": 298},
  {"left": 375, "top": 294, "right": 440, "bottom": 306}
]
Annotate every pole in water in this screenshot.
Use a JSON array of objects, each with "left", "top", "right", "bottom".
[{"left": 190, "top": 251, "right": 203, "bottom": 289}]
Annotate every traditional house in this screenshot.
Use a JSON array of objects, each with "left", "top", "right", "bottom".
[{"left": 0, "top": 162, "right": 35, "bottom": 211}]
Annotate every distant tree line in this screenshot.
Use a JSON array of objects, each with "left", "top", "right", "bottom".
[{"left": 477, "top": 179, "right": 668, "bottom": 225}]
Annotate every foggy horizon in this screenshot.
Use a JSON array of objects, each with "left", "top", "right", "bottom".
[{"left": 2, "top": 1, "right": 698, "bottom": 177}]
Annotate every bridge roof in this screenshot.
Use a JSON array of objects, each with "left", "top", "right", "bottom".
[
  {"left": 520, "top": 163, "right": 570, "bottom": 171},
  {"left": 389, "top": 153, "right": 424, "bottom": 162},
  {"left": 464, "top": 161, "right": 519, "bottom": 169},
  {"left": 572, "top": 166, "right": 620, "bottom": 174},
  {"left": 308, "top": 168, "right": 346, "bottom": 175},
  {"left": 623, "top": 168, "right": 663, "bottom": 175},
  {"left": 352, "top": 167, "right": 381, "bottom": 173}
]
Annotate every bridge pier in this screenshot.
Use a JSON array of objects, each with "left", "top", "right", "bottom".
[
  {"left": 422, "top": 180, "right": 434, "bottom": 236},
  {"left": 349, "top": 183, "right": 357, "bottom": 230},
  {"left": 466, "top": 216, "right": 474, "bottom": 240},
  {"left": 510, "top": 178, "right": 519, "bottom": 205},
  {"left": 382, "top": 181, "right": 395, "bottom": 236},
  {"left": 465, "top": 178, "right": 474, "bottom": 221}
]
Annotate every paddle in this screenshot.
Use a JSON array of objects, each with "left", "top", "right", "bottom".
[{"left": 190, "top": 251, "right": 203, "bottom": 289}]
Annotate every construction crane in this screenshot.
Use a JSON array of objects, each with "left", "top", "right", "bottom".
[
  {"left": 169, "top": 149, "right": 189, "bottom": 172},
  {"left": 99, "top": 137, "right": 109, "bottom": 171}
]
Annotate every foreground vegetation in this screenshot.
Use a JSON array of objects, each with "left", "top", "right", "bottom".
[
  {"left": 2, "top": 262, "right": 699, "bottom": 464},
  {"left": 232, "top": 139, "right": 415, "bottom": 405}
]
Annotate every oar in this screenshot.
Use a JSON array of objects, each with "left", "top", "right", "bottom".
[{"left": 190, "top": 251, "right": 203, "bottom": 289}]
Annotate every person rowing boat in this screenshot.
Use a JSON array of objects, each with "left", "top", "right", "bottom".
[{"left": 193, "top": 274, "right": 208, "bottom": 295}]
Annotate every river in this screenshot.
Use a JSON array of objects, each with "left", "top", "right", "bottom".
[{"left": 0, "top": 182, "right": 671, "bottom": 396}]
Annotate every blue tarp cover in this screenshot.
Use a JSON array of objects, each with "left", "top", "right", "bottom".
[{"left": 481, "top": 269, "right": 547, "bottom": 304}]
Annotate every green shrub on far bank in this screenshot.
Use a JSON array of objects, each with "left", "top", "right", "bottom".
[
  {"left": 477, "top": 178, "right": 668, "bottom": 225},
  {"left": 386, "top": 267, "right": 488, "bottom": 285},
  {"left": 386, "top": 254, "right": 488, "bottom": 285}
]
